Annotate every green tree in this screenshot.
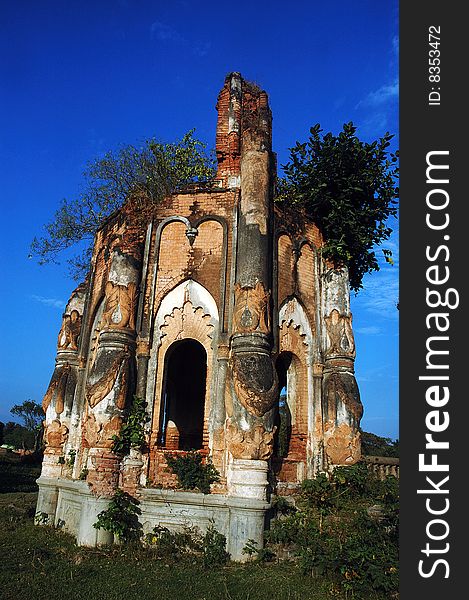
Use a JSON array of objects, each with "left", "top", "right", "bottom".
[
  {"left": 277, "top": 123, "right": 399, "bottom": 292},
  {"left": 360, "top": 430, "right": 399, "bottom": 458},
  {"left": 10, "top": 401, "right": 43, "bottom": 451},
  {"left": 2, "top": 421, "right": 34, "bottom": 450},
  {"left": 31, "top": 130, "right": 216, "bottom": 280}
]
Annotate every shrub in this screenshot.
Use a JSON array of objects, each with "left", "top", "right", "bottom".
[
  {"left": 145, "top": 522, "right": 229, "bottom": 568},
  {"left": 164, "top": 451, "right": 220, "bottom": 494},
  {"left": 145, "top": 524, "right": 202, "bottom": 558},
  {"left": 267, "top": 511, "right": 316, "bottom": 547},
  {"left": 270, "top": 495, "right": 296, "bottom": 516},
  {"left": 277, "top": 122, "right": 398, "bottom": 292},
  {"left": 300, "top": 473, "right": 335, "bottom": 514},
  {"left": 202, "top": 524, "right": 229, "bottom": 567},
  {"left": 242, "top": 539, "right": 275, "bottom": 563},
  {"left": 266, "top": 468, "right": 399, "bottom": 596},
  {"left": 331, "top": 462, "right": 373, "bottom": 498},
  {"left": 93, "top": 489, "right": 142, "bottom": 542}
]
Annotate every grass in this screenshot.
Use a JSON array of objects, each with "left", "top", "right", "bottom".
[
  {"left": 0, "top": 491, "right": 396, "bottom": 600},
  {"left": 0, "top": 459, "right": 394, "bottom": 600}
]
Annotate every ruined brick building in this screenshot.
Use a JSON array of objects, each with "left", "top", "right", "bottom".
[{"left": 37, "top": 73, "right": 363, "bottom": 559}]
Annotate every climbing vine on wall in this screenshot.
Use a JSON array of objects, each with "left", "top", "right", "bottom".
[{"left": 111, "top": 396, "right": 150, "bottom": 455}]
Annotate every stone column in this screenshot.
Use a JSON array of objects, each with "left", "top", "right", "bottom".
[
  {"left": 309, "top": 361, "right": 325, "bottom": 477},
  {"left": 40, "top": 283, "right": 87, "bottom": 479},
  {"left": 135, "top": 338, "right": 151, "bottom": 398},
  {"left": 226, "top": 76, "right": 278, "bottom": 501},
  {"left": 321, "top": 268, "right": 363, "bottom": 468},
  {"left": 85, "top": 327, "right": 136, "bottom": 497},
  {"left": 210, "top": 341, "right": 230, "bottom": 474},
  {"left": 82, "top": 248, "right": 140, "bottom": 497},
  {"left": 121, "top": 448, "right": 145, "bottom": 497}
]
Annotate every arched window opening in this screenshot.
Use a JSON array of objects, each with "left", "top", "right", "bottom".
[
  {"left": 274, "top": 352, "right": 294, "bottom": 458},
  {"left": 159, "top": 339, "right": 207, "bottom": 450}
]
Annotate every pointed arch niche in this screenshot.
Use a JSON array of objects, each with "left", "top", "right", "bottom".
[
  {"left": 145, "top": 279, "right": 219, "bottom": 483},
  {"left": 274, "top": 297, "right": 314, "bottom": 484}
]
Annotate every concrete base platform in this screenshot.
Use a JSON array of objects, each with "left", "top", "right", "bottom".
[{"left": 36, "top": 477, "right": 270, "bottom": 561}]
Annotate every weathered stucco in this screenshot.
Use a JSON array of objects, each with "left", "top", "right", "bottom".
[{"left": 37, "top": 72, "right": 363, "bottom": 559}]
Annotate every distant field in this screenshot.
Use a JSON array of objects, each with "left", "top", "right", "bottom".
[{"left": 0, "top": 453, "right": 41, "bottom": 493}]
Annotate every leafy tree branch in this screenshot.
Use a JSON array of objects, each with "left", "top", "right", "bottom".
[
  {"left": 31, "top": 130, "right": 216, "bottom": 280},
  {"left": 277, "top": 122, "right": 399, "bottom": 292}
]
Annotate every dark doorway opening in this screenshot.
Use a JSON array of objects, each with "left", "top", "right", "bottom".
[
  {"left": 160, "top": 339, "right": 207, "bottom": 450},
  {"left": 274, "top": 352, "right": 293, "bottom": 459}
]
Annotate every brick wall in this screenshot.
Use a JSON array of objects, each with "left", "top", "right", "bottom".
[{"left": 277, "top": 234, "right": 295, "bottom": 305}]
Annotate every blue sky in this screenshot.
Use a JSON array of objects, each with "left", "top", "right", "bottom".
[{"left": 0, "top": 0, "right": 398, "bottom": 439}]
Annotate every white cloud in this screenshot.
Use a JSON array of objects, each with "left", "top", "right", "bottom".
[
  {"left": 356, "top": 79, "right": 399, "bottom": 109},
  {"left": 358, "top": 269, "right": 399, "bottom": 319},
  {"left": 150, "top": 21, "right": 183, "bottom": 43},
  {"left": 352, "top": 225, "right": 400, "bottom": 320},
  {"left": 355, "top": 326, "right": 382, "bottom": 335},
  {"left": 193, "top": 41, "right": 211, "bottom": 57},
  {"left": 31, "top": 295, "right": 65, "bottom": 310}
]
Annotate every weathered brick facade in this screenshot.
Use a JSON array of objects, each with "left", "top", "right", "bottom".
[{"left": 37, "top": 73, "right": 363, "bottom": 556}]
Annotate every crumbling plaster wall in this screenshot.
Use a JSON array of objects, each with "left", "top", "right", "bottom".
[{"left": 37, "top": 72, "right": 364, "bottom": 560}]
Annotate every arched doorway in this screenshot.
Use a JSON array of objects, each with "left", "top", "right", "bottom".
[
  {"left": 159, "top": 339, "right": 207, "bottom": 450},
  {"left": 274, "top": 352, "right": 294, "bottom": 458}
]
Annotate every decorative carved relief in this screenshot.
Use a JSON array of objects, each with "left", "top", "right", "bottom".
[
  {"left": 85, "top": 349, "right": 130, "bottom": 408},
  {"left": 159, "top": 300, "right": 214, "bottom": 345},
  {"left": 233, "top": 282, "right": 270, "bottom": 334},
  {"left": 102, "top": 281, "right": 137, "bottom": 330},
  {"left": 42, "top": 364, "right": 71, "bottom": 414},
  {"left": 211, "top": 427, "right": 225, "bottom": 453},
  {"left": 136, "top": 338, "right": 151, "bottom": 357},
  {"left": 324, "top": 422, "right": 361, "bottom": 465},
  {"left": 279, "top": 320, "right": 308, "bottom": 356},
  {"left": 100, "top": 415, "right": 123, "bottom": 449},
  {"left": 82, "top": 413, "right": 122, "bottom": 449},
  {"left": 54, "top": 366, "right": 69, "bottom": 415},
  {"left": 323, "top": 371, "right": 363, "bottom": 423},
  {"left": 226, "top": 421, "right": 276, "bottom": 460},
  {"left": 45, "top": 419, "right": 68, "bottom": 451},
  {"left": 324, "top": 309, "right": 355, "bottom": 357},
  {"left": 83, "top": 413, "right": 101, "bottom": 448},
  {"left": 231, "top": 353, "right": 278, "bottom": 417},
  {"left": 57, "top": 310, "right": 82, "bottom": 350}
]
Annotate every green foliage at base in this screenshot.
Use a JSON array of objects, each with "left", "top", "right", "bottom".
[
  {"left": 1, "top": 490, "right": 395, "bottom": 600},
  {"left": 164, "top": 451, "right": 220, "bottom": 494},
  {"left": 143, "top": 522, "right": 229, "bottom": 567},
  {"left": 242, "top": 539, "right": 276, "bottom": 563},
  {"left": 202, "top": 524, "right": 229, "bottom": 567},
  {"left": 93, "top": 489, "right": 142, "bottom": 542},
  {"left": 145, "top": 524, "right": 202, "bottom": 557},
  {"left": 266, "top": 464, "right": 399, "bottom": 596}
]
